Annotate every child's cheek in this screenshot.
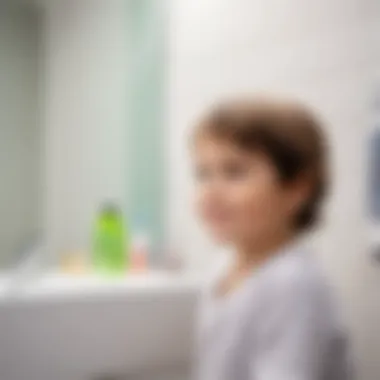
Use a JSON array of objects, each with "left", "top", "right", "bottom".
[{"left": 234, "top": 181, "right": 278, "bottom": 233}]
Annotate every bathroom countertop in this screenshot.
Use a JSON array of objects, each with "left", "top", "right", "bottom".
[{"left": 0, "top": 270, "right": 202, "bottom": 305}]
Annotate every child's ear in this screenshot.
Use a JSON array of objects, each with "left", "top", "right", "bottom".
[{"left": 287, "top": 173, "right": 313, "bottom": 213}]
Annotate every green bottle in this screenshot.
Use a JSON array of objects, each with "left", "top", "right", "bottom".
[{"left": 92, "top": 203, "right": 129, "bottom": 276}]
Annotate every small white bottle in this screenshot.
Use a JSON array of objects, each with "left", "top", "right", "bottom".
[{"left": 130, "top": 232, "right": 150, "bottom": 273}]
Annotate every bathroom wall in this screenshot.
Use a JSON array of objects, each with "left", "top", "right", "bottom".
[
  {"left": 43, "top": 0, "right": 129, "bottom": 259},
  {"left": 168, "top": 0, "right": 380, "bottom": 378},
  {"left": 0, "top": 2, "right": 41, "bottom": 266}
]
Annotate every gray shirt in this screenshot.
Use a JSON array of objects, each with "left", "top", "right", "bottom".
[{"left": 196, "top": 243, "right": 352, "bottom": 380}]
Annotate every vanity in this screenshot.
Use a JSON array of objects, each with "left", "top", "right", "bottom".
[{"left": 0, "top": 272, "right": 200, "bottom": 380}]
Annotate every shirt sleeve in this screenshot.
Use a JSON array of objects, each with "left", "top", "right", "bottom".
[{"left": 250, "top": 276, "right": 332, "bottom": 380}]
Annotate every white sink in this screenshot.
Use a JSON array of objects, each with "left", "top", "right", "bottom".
[{"left": 0, "top": 272, "right": 200, "bottom": 380}]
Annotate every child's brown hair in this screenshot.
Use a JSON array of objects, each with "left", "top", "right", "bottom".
[{"left": 194, "top": 97, "right": 328, "bottom": 231}]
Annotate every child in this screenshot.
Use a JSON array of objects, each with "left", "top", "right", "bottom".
[{"left": 192, "top": 98, "right": 352, "bottom": 380}]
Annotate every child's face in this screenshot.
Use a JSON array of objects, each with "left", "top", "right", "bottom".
[{"left": 193, "top": 137, "right": 302, "bottom": 246}]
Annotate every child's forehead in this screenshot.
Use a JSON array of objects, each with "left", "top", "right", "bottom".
[
  {"left": 192, "top": 134, "right": 266, "bottom": 161},
  {"left": 193, "top": 133, "right": 240, "bottom": 152}
]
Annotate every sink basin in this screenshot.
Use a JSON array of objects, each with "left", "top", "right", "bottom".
[{"left": 0, "top": 272, "right": 200, "bottom": 380}]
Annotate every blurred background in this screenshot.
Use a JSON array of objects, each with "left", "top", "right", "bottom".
[{"left": 0, "top": 0, "right": 379, "bottom": 379}]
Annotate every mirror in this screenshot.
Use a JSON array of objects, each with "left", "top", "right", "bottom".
[{"left": 0, "top": 0, "right": 167, "bottom": 270}]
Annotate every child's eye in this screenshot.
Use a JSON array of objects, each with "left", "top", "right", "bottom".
[
  {"left": 194, "top": 166, "right": 212, "bottom": 182},
  {"left": 222, "top": 162, "right": 249, "bottom": 180}
]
